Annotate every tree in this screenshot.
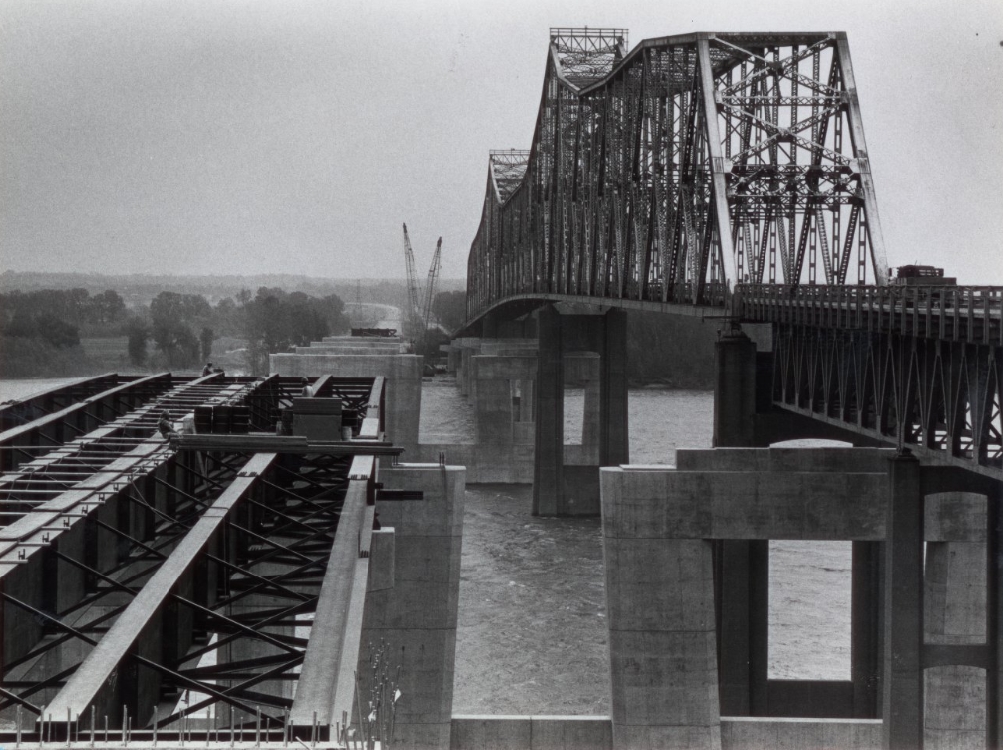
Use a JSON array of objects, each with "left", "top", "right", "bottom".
[
  {"left": 36, "top": 313, "right": 81, "bottom": 348},
  {"left": 150, "top": 292, "right": 211, "bottom": 369},
  {"left": 126, "top": 318, "right": 149, "bottom": 366},
  {"left": 4, "top": 311, "right": 79, "bottom": 348},
  {"left": 242, "top": 287, "right": 349, "bottom": 375},
  {"left": 199, "top": 326, "right": 214, "bottom": 362},
  {"left": 432, "top": 290, "right": 467, "bottom": 333},
  {"left": 87, "top": 290, "right": 127, "bottom": 324},
  {"left": 212, "top": 297, "right": 242, "bottom": 337}
]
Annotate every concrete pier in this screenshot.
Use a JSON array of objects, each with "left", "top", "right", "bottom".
[
  {"left": 924, "top": 493, "right": 987, "bottom": 750},
  {"left": 533, "top": 305, "right": 628, "bottom": 517},
  {"left": 430, "top": 334, "right": 602, "bottom": 485},
  {"left": 357, "top": 463, "right": 466, "bottom": 750},
  {"left": 599, "top": 448, "right": 896, "bottom": 749},
  {"left": 270, "top": 336, "right": 423, "bottom": 455},
  {"left": 597, "top": 447, "right": 999, "bottom": 750}
]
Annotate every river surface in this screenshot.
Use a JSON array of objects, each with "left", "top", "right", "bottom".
[
  {"left": 420, "top": 377, "right": 851, "bottom": 714},
  {"left": 0, "top": 377, "right": 92, "bottom": 401}
]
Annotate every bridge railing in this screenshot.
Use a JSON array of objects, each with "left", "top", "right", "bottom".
[{"left": 738, "top": 284, "right": 1003, "bottom": 345}]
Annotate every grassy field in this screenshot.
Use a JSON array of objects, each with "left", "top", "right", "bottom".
[{"left": 76, "top": 336, "right": 252, "bottom": 375}]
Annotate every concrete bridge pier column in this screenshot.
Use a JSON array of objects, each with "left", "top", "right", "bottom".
[
  {"left": 715, "top": 540, "right": 768, "bottom": 716},
  {"left": 470, "top": 353, "right": 537, "bottom": 482},
  {"left": 533, "top": 306, "right": 629, "bottom": 517},
  {"left": 713, "top": 325, "right": 758, "bottom": 449},
  {"left": 481, "top": 310, "right": 499, "bottom": 338},
  {"left": 851, "top": 540, "right": 882, "bottom": 718},
  {"left": 533, "top": 305, "right": 564, "bottom": 516},
  {"left": 924, "top": 492, "right": 987, "bottom": 750},
  {"left": 883, "top": 451, "right": 924, "bottom": 750},
  {"left": 712, "top": 325, "right": 769, "bottom": 716},
  {"left": 581, "top": 370, "right": 599, "bottom": 459},
  {"left": 518, "top": 378, "right": 535, "bottom": 423},
  {"left": 358, "top": 464, "right": 466, "bottom": 750},
  {"left": 602, "top": 468, "right": 721, "bottom": 749},
  {"left": 599, "top": 308, "right": 629, "bottom": 466}
]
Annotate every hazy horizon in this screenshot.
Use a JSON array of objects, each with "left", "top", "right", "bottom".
[{"left": 2, "top": 0, "right": 1001, "bottom": 284}]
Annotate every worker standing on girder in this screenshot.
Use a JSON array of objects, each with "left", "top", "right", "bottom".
[{"left": 157, "top": 410, "right": 178, "bottom": 440}]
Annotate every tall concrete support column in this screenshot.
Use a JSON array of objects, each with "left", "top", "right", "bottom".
[
  {"left": 471, "top": 357, "right": 515, "bottom": 445},
  {"left": 481, "top": 311, "right": 499, "bottom": 338},
  {"left": 851, "top": 540, "right": 882, "bottom": 718},
  {"left": 713, "top": 327, "right": 768, "bottom": 717},
  {"left": 519, "top": 379, "right": 535, "bottom": 423},
  {"left": 602, "top": 470, "right": 721, "bottom": 749},
  {"left": 713, "top": 327, "right": 758, "bottom": 448},
  {"left": 358, "top": 464, "right": 465, "bottom": 750},
  {"left": 459, "top": 344, "right": 477, "bottom": 397},
  {"left": 715, "top": 540, "right": 768, "bottom": 716},
  {"left": 599, "top": 308, "right": 629, "bottom": 466},
  {"left": 883, "top": 451, "right": 924, "bottom": 750},
  {"left": 924, "top": 493, "right": 987, "bottom": 750},
  {"left": 533, "top": 306, "right": 564, "bottom": 516}
]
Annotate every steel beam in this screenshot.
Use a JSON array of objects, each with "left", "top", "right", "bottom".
[
  {"left": 43, "top": 452, "right": 277, "bottom": 728},
  {"left": 288, "top": 477, "right": 369, "bottom": 728}
]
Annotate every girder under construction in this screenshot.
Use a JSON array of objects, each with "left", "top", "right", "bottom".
[{"left": 0, "top": 372, "right": 457, "bottom": 748}]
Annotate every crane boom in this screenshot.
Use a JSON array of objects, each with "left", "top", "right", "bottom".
[
  {"left": 402, "top": 223, "right": 422, "bottom": 338},
  {"left": 421, "top": 236, "right": 443, "bottom": 346}
]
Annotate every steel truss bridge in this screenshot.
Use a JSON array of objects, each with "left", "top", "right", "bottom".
[
  {"left": 464, "top": 28, "right": 1002, "bottom": 481},
  {"left": 0, "top": 372, "right": 396, "bottom": 746}
]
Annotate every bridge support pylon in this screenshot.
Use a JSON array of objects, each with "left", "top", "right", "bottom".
[{"left": 533, "top": 305, "right": 628, "bottom": 516}]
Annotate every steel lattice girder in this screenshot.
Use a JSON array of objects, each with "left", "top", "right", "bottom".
[
  {"left": 0, "top": 375, "right": 275, "bottom": 520},
  {"left": 4, "top": 446, "right": 364, "bottom": 742},
  {"left": 0, "top": 376, "right": 386, "bottom": 744},
  {"left": 771, "top": 324, "right": 1003, "bottom": 478},
  {"left": 466, "top": 30, "right": 890, "bottom": 320}
]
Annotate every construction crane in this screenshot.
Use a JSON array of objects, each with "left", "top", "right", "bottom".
[
  {"left": 402, "top": 223, "right": 423, "bottom": 339},
  {"left": 421, "top": 236, "right": 443, "bottom": 348},
  {"left": 401, "top": 223, "right": 443, "bottom": 351}
]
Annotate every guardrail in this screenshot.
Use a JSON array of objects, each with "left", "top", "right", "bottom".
[{"left": 738, "top": 284, "right": 1003, "bottom": 345}]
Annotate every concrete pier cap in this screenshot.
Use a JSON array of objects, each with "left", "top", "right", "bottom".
[
  {"left": 597, "top": 446, "right": 995, "bottom": 750},
  {"left": 270, "top": 347, "right": 423, "bottom": 455}
]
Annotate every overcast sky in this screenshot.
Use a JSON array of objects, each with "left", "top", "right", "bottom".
[{"left": 1, "top": 0, "right": 1000, "bottom": 283}]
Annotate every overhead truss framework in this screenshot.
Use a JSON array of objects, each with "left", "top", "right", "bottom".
[{"left": 466, "top": 29, "right": 889, "bottom": 319}]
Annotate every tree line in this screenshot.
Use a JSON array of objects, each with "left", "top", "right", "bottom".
[
  {"left": 0, "top": 286, "right": 349, "bottom": 377},
  {"left": 127, "top": 287, "right": 349, "bottom": 374}
]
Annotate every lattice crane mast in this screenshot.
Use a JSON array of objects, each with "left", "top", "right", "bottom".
[
  {"left": 401, "top": 224, "right": 444, "bottom": 349},
  {"left": 402, "top": 223, "right": 423, "bottom": 339},
  {"left": 420, "top": 236, "right": 443, "bottom": 349}
]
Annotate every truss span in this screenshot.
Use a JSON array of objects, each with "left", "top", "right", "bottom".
[
  {"left": 467, "top": 30, "right": 890, "bottom": 319},
  {"left": 463, "top": 28, "right": 1001, "bottom": 480}
]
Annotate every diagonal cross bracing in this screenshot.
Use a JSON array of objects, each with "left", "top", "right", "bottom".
[
  {"left": 460, "top": 27, "right": 1001, "bottom": 481},
  {"left": 42, "top": 452, "right": 278, "bottom": 724},
  {"left": 0, "top": 375, "right": 389, "bottom": 744}
]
